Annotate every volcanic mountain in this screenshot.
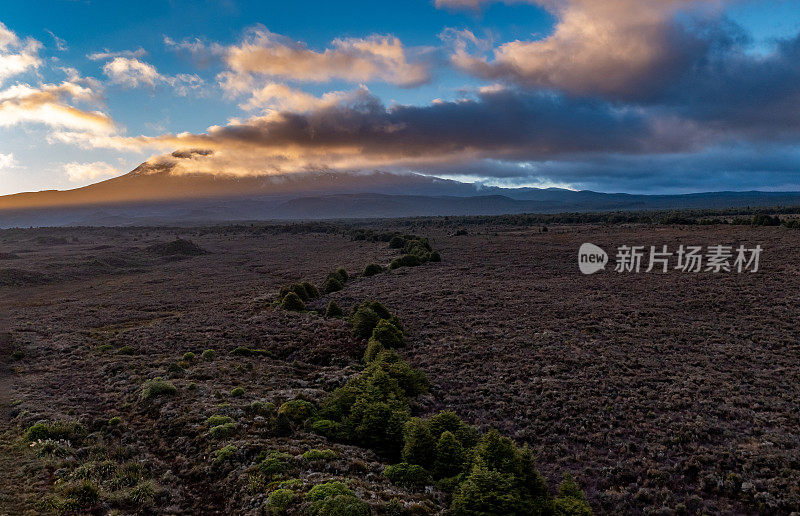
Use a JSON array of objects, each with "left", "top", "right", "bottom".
[{"left": 2, "top": 162, "right": 800, "bottom": 227}]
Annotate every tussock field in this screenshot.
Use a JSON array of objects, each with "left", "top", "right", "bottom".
[{"left": 1, "top": 222, "right": 798, "bottom": 514}]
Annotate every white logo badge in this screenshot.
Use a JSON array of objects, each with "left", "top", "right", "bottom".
[{"left": 578, "top": 243, "right": 608, "bottom": 275}]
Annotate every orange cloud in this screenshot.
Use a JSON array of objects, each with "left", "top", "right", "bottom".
[
  {"left": 0, "top": 81, "right": 114, "bottom": 134},
  {"left": 444, "top": 0, "right": 725, "bottom": 98},
  {"left": 222, "top": 26, "right": 432, "bottom": 88}
]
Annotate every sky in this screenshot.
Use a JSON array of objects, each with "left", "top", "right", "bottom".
[{"left": 1, "top": 0, "right": 799, "bottom": 196}]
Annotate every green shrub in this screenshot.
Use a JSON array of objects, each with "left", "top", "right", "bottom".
[
  {"left": 182, "top": 351, "right": 195, "bottom": 362},
  {"left": 118, "top": 345, "right": 134, "bottom": 355},
  {"left": 363, "top": 338, "right": 384, "bottom": 363},
  {"left": 258, "top": 451, "right": 293, "bottom": 477},
  {"left": 390, "top": 254, "right": 422, "bottom": 269},
  {"left": 554, "top": 474, "right": 593, "bottom": 516},
  {"left": 128, "top": 480, "right": 156, "bottom": 506},
  {"left": 208, "top": 422, "right": 236, "bottom": 439},
  {"left": 266, "top": 488, "right": 295, "bottom": 513},
  {"left": 302, "top": 449, "right": 337, "bottom": 461},
  {"left": 322, "top": 276, "right": 343, "bottom": 294},
  {"left": 302, "top": 281, "right": 321, "bottom": 299},
  {"left": 60, "top": 480, "right": 100, "bottom": 508},
  {"left": 429, "top": 251, "right": 442, "bottom": 262},
  {"left": 205, "top": 415, "right": 233, "bottom": 426},
  {"left": 434, "top": 431, "right": 466, "bottom": 479},
  {"left": 281, "top": 292, "right": 305, "bottom": 311},
  {"left": 325, "top": 300, "right": 343, "bottom": 317},
  {"left": 278, "top": 399, "right": 315, "bottom": 422},
  {"left": 306, "top": 482, "right": 368, "bottom": 516},
  {"left": 231, "top": 387, "right": 245, "bottom": 397},
  {"left": 140, "top": 378, "right": 177, "bottom": 401},
  {"left": 354, "top": 300, "right": 391, "bottom": 319},
  {"left": 309, "top": 419, "right": 340, "bottom": 440},
  {"left": 363, "top": 263, "right": 383, "bottom": 276},
  {"left": 249, "top": 400, "right": 276, "bottom": 416},
  {"left": 450, "top": 430, "right": 550, "bottom": 515},
  {"left": 10, "top": 350, "right": 24, "bottom": 360},
  {"left": 371, "top": 319, "right": 404, "bottom": 348},
  {"left": 389, "top": 236, "right": 406, "bottom": 248},
  {"left": 384, "top": 462, "right": 432, "bottom": 487},
  {"left": 351, "top": 307, "right": 380, "bottom": 340},
  {"left": 25, "top": 420, "right": 86, "bottom": 442},
  {"left": 427, "top": 411, "right": 479, "bottom": 449},
  {"left": 402, "top": 418, "right": 435, "bottom": 469},
  {"left": 202, "top": 349, "right": 216, "bottom": 361},
  {"left": 335, "top": 268, "right": 348, "bottom": 282},
  {"left": 108, "top": 416, "right": 122, "bottom": 427},
  {"left": 214, "top": 445, "right": 238, "bottom": 463}
]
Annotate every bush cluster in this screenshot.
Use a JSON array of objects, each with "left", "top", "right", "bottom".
[
  {"left": 279, "top": 282, "right": 320, "bottom": 302},
  {"left": 362, "top": 263, "right": 384, "bottom": 277},
  {"left": 387, "top": 235, "right": 442, "bottom": 269},
  {"left": 322, "top": 268, "right": 348, "bottom": 294},
  {"left": 311, "top": 350, "right": 429, "bottom": 460},
  {"left": 306, "top": 481, "right": 369, "bottom": 516},
  {"left": 140, "top": 378, "right": 177, "bottom": 401}
]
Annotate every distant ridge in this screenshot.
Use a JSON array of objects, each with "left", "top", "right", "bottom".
[{"left": 2, "top": 162, "right": 800, "bottom": 227}]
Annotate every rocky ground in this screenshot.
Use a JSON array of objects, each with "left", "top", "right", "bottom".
[{"left": 1, "top": 222, "right": 798, "bottom": 514}]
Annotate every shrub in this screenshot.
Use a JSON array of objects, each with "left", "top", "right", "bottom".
[
  {"left": 389, "top": 236, "right": 406, "bottom": 248},
  {"left": 278, "top": 399, "right": 315, "bottom": 422},
  {"left": 384, "top": 462, "right": 432, "bottom": 487},
  {"left": 60, "top": 480, "right": 100, "bottom": 508},
  {"left": 214, "top": 445, "right": 238, "bottom": 463},
  {"left": 128, "top": 480, "right": 156, "bottom": 506},
  {"left": 335, "top": 268, "right": 348, "bottom": 282},
  {"left": 140, "top": 378, "right": 177, "bottom": 401},
  {"left": 306, "top": 482, "right": 368, "bottom": 516},
  {"left": 25, "top": 420, "right": 86, "bottom": 442},
  {"left": 434, "top": 431, "right": 466, "bottom": 479},
  {"left": 427, "top": 411, "right": 479, "bottom": 449},
  {"left": 371, "top": 319, "right": 404, "bottom": 348},
  {"left": 281, "top": 292, "right": 305, "bottom": 311},
  {"left": 554, "top": 474, "right": 593, "bottom": 516},
  {"left": 450, "top": 430, "right": 550, "bottom": 515},
  {"left": 249, "top": 401, "right": 276, "bottom": 416},
  {"left": 202, "top": 349, "right": 216, "bottom": 361},
  {"left": 272, "top": 413, "right": 293, "bottom": 437},
  {"left": 205, "top": 415, "right": 233, "bottom": 426},
  {"left": 302, "top": 449, "right": 337, "bottom": 461},
  {"left": 325, "top": 300, "right": 343, "bottom": 317},
  {"left": 363, "top": 338, "right": 384, "bottom": 363},
  {"left": 309, "top": 419, "right": 340, "bottom": 440},
  {"left": 182, "top": 351, "right": 195, "bottom": 362},
  {"left": 402, "top": 418, "right": 435, "bottom": 468},
  {"left": 118, "top": 345, "right": 134, "bottom": 355},
  {"left": 322, "top": 276, "right": 343, "bottom": 294},
  {"left": 258, "top": 451, "right": 293, "bottom": 477},
  {"left": 363, "top": 263, "right": 383, "bottom": 276},
  {"left": 389, "top": 254, "right": 422, "bottom": 269},
  {"left": 351, "top": 307, "right": 380, "bottom": 340},
  {"left": 429, "top": 251, "right": 442, "bottom": 262},
  {"left": 231, "top": 387, "right": 245, "bottom": 397},
  {"left": 302, "top": 281, "right": 320, "bottom": 299},
  {"left": 266, "top": 488, "right": 295, "bottom": 513},
  {"left": 208, "top": 423, "right": 236, "bottom": 439}
]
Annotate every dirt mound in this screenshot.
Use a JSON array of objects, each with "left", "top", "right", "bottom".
[{"left": 145, "top": 238, "right": 208, "bottom": 257}]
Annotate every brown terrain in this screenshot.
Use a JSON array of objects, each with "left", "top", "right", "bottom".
[{"left": 1, "top": 221, "right": 798, "bottom": 514}]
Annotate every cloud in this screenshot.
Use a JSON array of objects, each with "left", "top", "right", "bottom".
[
  {"left": 66, "top": 86, "right": 712, "bottom": 178},
  {"left": 0, "top": 21, "right": 42, "bottom": 86},
  {"left": 0, "top": 152, "right": 16, "bottom": 170},
  {"left": 46, "top": 30, "right": 67, "bottom": 51},
  {"left": 221, "top": 26, "right": 432, "bottom": 88},
  {"left": 103, "top": 57, "right": 162, "bottom": 88},
  {"left": 101, "top": 57, "right": 204, "bottom": 95},
  {"left": 64, "top": 161, "right": 118, "bottom": 182},
  {"left": 0, "top": 81, "right": 114, "bottom": 134},
  {"left": 163, "top": 36, "right": 224, "bottom": 66},
  {"left": 444, "top": 0, "right": 725, "bottom": 99},
  {"left": 87, "top": 48, "right": 147, "bottom": 61}
]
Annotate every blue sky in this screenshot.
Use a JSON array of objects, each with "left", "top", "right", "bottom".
[{"left": 1, "top": 0, "right": 799, "bottom": 196}]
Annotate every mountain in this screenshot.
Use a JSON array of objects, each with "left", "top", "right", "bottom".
[{"left": 2, "top": 163, "right": 800, "bottom": 227}]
